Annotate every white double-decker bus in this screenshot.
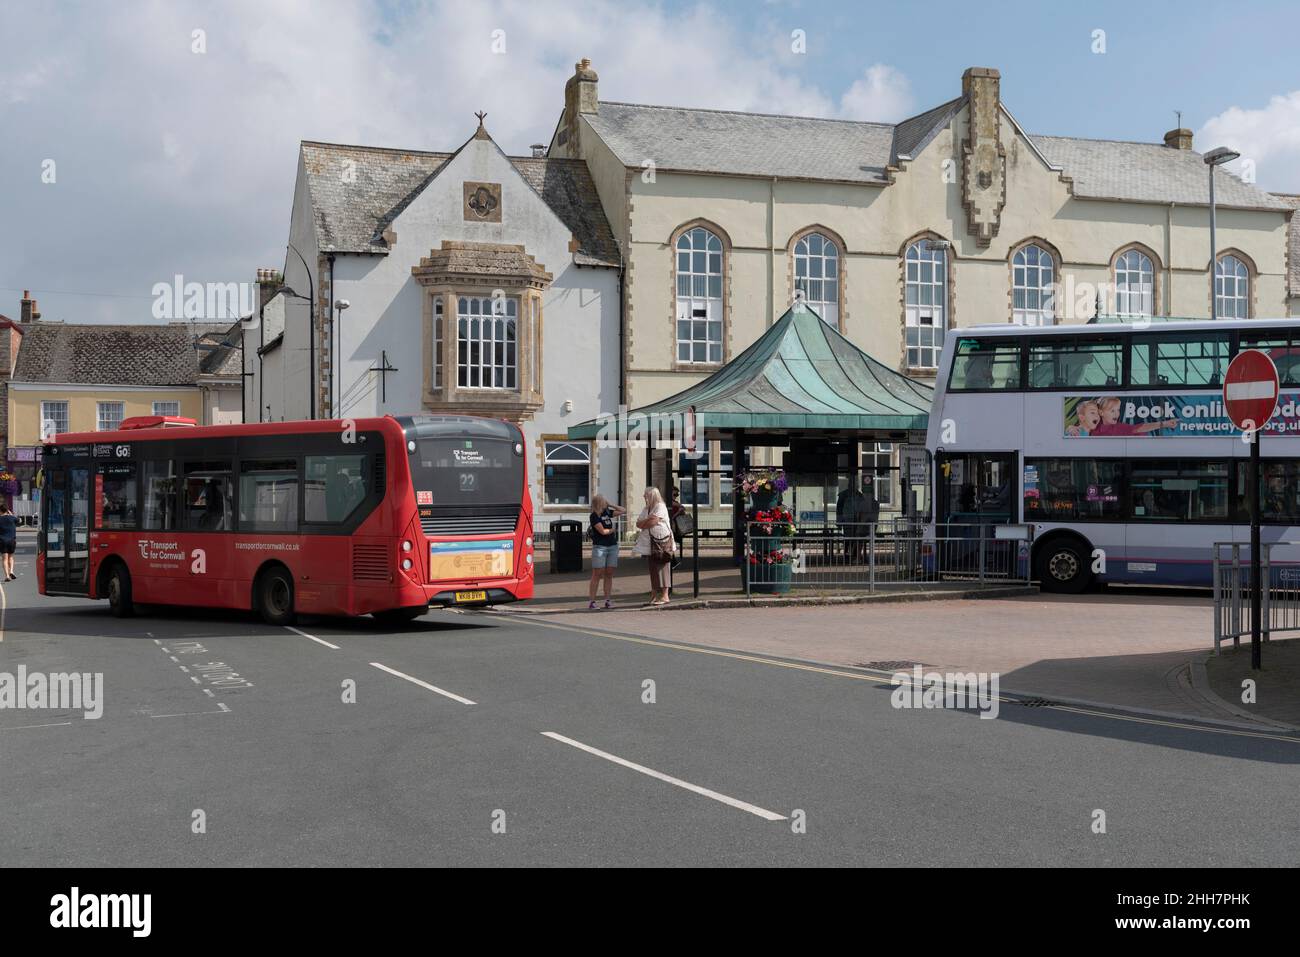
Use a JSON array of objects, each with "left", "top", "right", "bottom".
[{"left": 924, "top": 317, "right": 1300, "bottom": 592}]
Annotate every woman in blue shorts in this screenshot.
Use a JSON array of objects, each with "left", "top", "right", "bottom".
[{"left": 587, "top": 494, "right": 625, "bottom": 609}]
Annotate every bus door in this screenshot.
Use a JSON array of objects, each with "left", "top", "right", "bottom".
[
  {"left": 42, "top": 465, "right": 91, "bottom": 593},
  {"left": 935, "top": 452, "right": 1017, "bottom": 576}
]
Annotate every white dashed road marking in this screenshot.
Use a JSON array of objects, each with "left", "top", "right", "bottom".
[
  {"left": 286, "top": 626, "right": 339, "bottom": 650},
  {"left": 368, "top": 662, "right": 475, "bottom": 705},
  {"left": 540, "top": 731, "right": 787, "bottom": 822}
]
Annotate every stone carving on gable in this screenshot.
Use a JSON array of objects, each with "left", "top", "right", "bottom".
[
  {"left": 960, "top": 67, "right": 1006, "bottom": 248},
  {"left": 463, "top": 182, "right": 502, "bottom": 222}
]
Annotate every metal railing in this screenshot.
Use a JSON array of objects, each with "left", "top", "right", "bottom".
[
  {"left": 1212, "top": 541, "right": 1300, "bottom": 653},
  {"left": 744, "top": 521, "right": 1032, "bottom": 595}
]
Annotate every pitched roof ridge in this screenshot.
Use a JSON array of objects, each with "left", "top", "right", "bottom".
[
  {"left": 1030, "top": 132, "right": 1182, "bottom": 149},
  {"left": 600, "top": 100, "right": 895, "bottom": 128},
  {"left": 301, "top": 139, "right": 453, "bottom": 158},
  {"left": 893, "top": 94, "right": 965, "bottom": 128}
]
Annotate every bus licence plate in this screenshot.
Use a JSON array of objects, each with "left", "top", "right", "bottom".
[{"left": 455, "top": 590, "right": 487, "bottom": 603}]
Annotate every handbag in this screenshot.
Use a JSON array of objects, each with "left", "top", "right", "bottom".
[
  {"left": 671, "top": 510, "right": 694, "bottom": 538},
  {"left": 649, "top": 523, "right": 674, "bottom": 562}
]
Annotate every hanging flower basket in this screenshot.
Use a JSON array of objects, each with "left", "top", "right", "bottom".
[{"left": 0, "top": 472, "right": 19, "bottom": 497}]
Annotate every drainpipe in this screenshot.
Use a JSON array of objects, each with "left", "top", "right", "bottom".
[
  {"left": 1166, "top": 202, "right": 1175, "bottom": 316},
  {"left": 769, "top": 177, "right": 777, "bottom": 326},
  {"left": 617, "top": 262, "right": 626, "bottom": 508},
  {"left": 328, "top": 254, "right": 336, "bottom": 418}
]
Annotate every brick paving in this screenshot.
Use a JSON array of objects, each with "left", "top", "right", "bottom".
[{"left": 1205, "top": 637, "right": 1300, "bottom": 727}]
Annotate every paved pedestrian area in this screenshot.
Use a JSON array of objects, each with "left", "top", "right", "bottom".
[
  {"left": 516, "top": 589, "right": 1263, "bottom": 724},
  {"left": 1205, "top": 637, "right": 1300, "bottom": 727}
]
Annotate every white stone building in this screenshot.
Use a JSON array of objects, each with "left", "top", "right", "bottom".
[{"left": 247, "top": 121, "right": 623, "bottom": 522}]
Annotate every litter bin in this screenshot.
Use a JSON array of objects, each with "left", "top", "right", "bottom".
[{"left": 549, "top": 520, "right": 584, "bottom": 573}]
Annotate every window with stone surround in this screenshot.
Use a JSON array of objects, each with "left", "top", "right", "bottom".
[
  {"left": 904, "top": 240, "right": 948, "bottom": 369},
  {"left": 675, "top": 226, "right": 724, "bottom": 364},
  {"left": 1215, "top": 254, "right": 1250, "bottom": 319},
  {"left": 1113, "top": 247, "right": 1155, "bottom": 318},
  {"left": 457, "top": 295, "right": 517, "bottom": 390},
  {"left": 414, "top": 241, "right": 550, "bottom": 421},
  {"left": 543, "top": 440, "right": 590, "bottom": 506},
  {"left": 1012, "top": 243, "right": 1055, "bottom": 326},
  {"left": 794, "top": 232, "right": 840, "bottom": 327}
]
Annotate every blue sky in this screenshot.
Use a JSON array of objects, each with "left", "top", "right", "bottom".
[{"left": 1, "top": 0, "right": 1297, "bottom": 325}]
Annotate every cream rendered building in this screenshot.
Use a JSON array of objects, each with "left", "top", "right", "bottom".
[{"left": 549, "top": 61, "right": 1294, "bottom": 512}]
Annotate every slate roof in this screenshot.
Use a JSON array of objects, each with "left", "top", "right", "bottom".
[
  {"left": 12, "top": 323, "right": 202, "bottom": 386},
  {"left": 580, "top": 100, "right": 1289, "bottom": 211},
  {"left": 1033, "top": 136, "right": 1290, "bottom": 211},
  {"left": 1273, "top": 193, "right": 1300, "bottom": 297},
  {"left": 568, "top": 304, "right": 933, "bottom": 437},
  {"left": 300, "top": 141, "right": 620, "bottom": 267},
  {"left": 587, "top": 102, "right": 896, "bottom": 183}
]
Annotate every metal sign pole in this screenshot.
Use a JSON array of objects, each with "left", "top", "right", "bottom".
[
  {"left": 1249, "top": 427, "right": 1262, "bottom": 670},
  {"left": 692, "top": 468, "right": 700, "bottom": 598}
]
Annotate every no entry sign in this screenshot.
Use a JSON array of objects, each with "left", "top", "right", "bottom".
[{"left": 1223, "top": 349, "right": 1280, "bottom": 432}]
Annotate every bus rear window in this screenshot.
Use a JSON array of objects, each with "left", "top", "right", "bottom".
[{"left": 410, "top": 436, "right": 522, "bottom": 505}]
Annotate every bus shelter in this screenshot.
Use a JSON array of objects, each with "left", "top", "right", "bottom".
[{"left": 567, "top": 305, "right": 935, "bottom": 591}]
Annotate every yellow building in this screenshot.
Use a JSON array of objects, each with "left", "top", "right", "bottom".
[{"left": 5, "top": 320, "right": 242, "bottom": 510}]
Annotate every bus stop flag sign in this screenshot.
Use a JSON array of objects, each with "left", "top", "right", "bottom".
[{"left": 1223, "top": 349, "right": 1279, "bottom": 432}]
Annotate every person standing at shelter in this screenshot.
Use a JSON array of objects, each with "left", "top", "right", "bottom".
[
  {"left": 632, "top": 487, "right": 675, "bottom": 605},
  {"left": 587, "top": 494, "right": 625, "bottom": 609}
]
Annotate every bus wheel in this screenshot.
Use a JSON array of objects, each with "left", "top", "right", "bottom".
[
  {"left": 256, "top": 567, "right": 296, "bottom": 625},
  {"left": 106, "top": 563, "right": 135, "bottom": 618},
  {"left": 372, "top": 607, "right": 425, "bottom": 626},
  {"left": 1035, "top": 538, "right": 1093, "bottom": 594}
]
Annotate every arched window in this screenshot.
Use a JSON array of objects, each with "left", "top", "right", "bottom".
[
  {"left": 1113, "top": 248, "right": 1155, "bottom": 318},
  {"left": 794, "top": 232, "right": 840, "bottom": 326},
  {"left": 1012, "top": 243, "right": 1055, "bottom": 326},
  {"left": 675, "top": 226, "right": 724, "bottom": 364},
  {"left": 1215, "top": 254, "right": 1250, "bottom": 319},
  {"left": 904, "top": 239, "right": 948, "bottom": 369}
]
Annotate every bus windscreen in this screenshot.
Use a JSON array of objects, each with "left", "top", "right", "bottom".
[{"left": 410, "top": 436, "right": 523, "bottom": 505}]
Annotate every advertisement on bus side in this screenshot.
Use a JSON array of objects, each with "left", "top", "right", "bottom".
[{"left": 1063, "top": 393, "right": 1300, "bottom": 438}]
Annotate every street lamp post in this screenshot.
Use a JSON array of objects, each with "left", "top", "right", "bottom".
[
  {"left": 1203, "top": 146, "right": 1241, "bottom": 321},
  {"left": 286, "top": 243, "right": 316, "bottom": 418}
]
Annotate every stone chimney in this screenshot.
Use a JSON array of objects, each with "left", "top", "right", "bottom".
[
  {"left": 557, "top": 59, "right": 598, "bottom": 157},
  {"left": 960, "top": 67, "right": 1006, "bottom": 247},
  {"left": 1163, "top": 128, "right": 1193, "bottom": 150},
  {"left": 19, "top": 290, "right": 39, "bottom": 324}
]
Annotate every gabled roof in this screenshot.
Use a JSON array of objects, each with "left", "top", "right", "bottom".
[
  {"left": 13, "top": 323, "right": 202, "bottom": 386},
  {"left": 892, "top": 96, "right": 965, "bottom": 162},
  {"left": 300, "top": 141, "right": 620, "bottom": 267},
  {"left": 568, "top": 305, "right": 933, "bottom": 438},
  {"left": 579, "top": 99, "right": 1289, "bottom": 211}
]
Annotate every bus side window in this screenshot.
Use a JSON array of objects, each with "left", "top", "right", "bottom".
[
  {"left": 182, "top": 461, "right": 233, "bottom": 532},
  {"left": 143, "top": 460, "right": 179, "bottom": 530},
  {"left": 304, "top": 454, "right": 368, "bottom": 523}
]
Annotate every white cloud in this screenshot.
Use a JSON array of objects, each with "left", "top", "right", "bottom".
[
  {"left": 0, "top": 1, "right": 906, "bottom": 324},
  {"left": 1198, "top": 91, "right": 1300, "bottom": 193},
  {"left": 838, "top": 64, "right": 915, "bottom": 123}
]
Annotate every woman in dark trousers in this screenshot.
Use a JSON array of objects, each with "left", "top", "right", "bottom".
[{"left": 0, "top": 504, "right": 18, "bottom": 581}]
